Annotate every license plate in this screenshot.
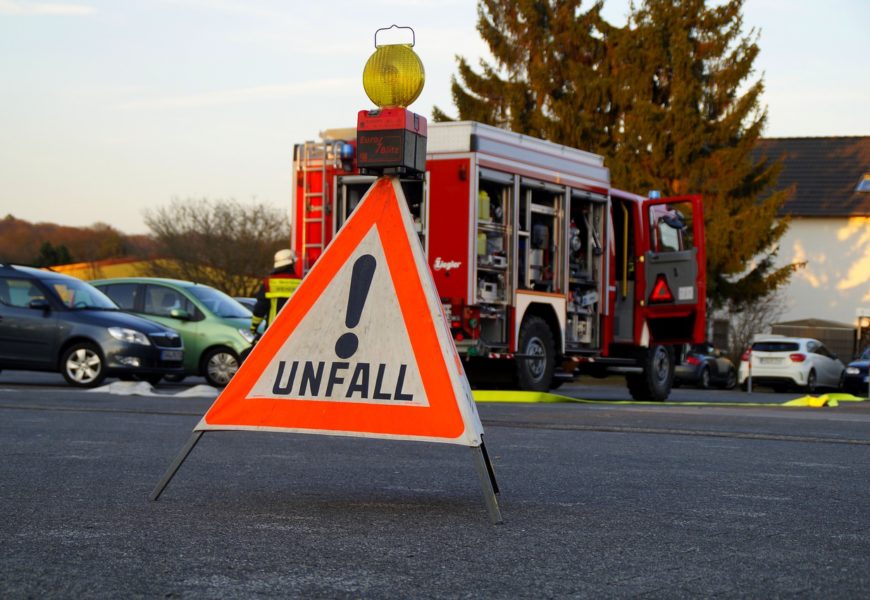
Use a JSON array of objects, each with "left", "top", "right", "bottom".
[
  {"left": 760, "top": 357, "right": 780, "bottom": 364},
  {"left": 161, "top": 350, "right": 183, "bottom": 361}
]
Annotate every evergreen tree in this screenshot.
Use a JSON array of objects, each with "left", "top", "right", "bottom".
[
  {"left": 610, "top": 0, "right": 796, "bottom": 308},
  {"left": 34, "top": 242, "right": 73, "bottom": 267},
  {"left": 437, "top": 0, "right": 798, "bottom": 308},
  {"left": 433, "top": 0, "right": 618, "bottom": 152}
]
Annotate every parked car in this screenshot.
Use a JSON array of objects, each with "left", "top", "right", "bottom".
[
  {"left": 91, "top": 277, "right": 255, "bottom": 387},
  {"left": 0, "top": 264, "right": 184, "bottom": 388},
  {"left": 674, "top": 342, "right": 737, "bottom": 389},
  {"left": 841, "top": 346, "right": 870, "bottom": 396},
  {"left": 737, "top": 336, "right": 845, "bottom": 393}
]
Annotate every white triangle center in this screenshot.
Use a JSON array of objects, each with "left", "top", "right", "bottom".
[{"left": 249, "top": 226, "right": 428, "bottom": 406}]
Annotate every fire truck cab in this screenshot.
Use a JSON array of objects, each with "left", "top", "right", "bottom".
[{"left": 292, "top": 121, "right": 705, "bottom": 400}]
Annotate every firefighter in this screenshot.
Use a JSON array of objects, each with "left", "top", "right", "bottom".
[{"left": 249, "top": 249, "right": 299, "bottom": 336}]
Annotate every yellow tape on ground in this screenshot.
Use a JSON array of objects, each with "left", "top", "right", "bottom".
[
  {"left": 472, "top": 390, "right": 869, "bottom": 408},
  {"left": 782, "top": 393, "right": 869, "bottom": 408}
]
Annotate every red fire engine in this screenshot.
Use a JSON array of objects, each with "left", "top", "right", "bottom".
[{"left": 290, "top": 121, "right": 706, "bottom": 400}]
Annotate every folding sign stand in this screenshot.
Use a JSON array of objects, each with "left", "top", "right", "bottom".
[
  {"left": 150, "top": 177, "right": 502, "bottom": 524},
  {"left": 151, "top": 431, "right": 501, "bottom": 525}
]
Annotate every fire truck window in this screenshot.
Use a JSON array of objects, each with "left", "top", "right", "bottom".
[
  {"left": 649, "top": 201, "right": 694, "bottom": 252},
  {"left": 656, "top": 219, "right": 681, "bottom": 252}
]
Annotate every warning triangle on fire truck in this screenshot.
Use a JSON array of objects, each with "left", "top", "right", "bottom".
[{"left": 197, "top": 177, "right": 485, "bottom": 446}]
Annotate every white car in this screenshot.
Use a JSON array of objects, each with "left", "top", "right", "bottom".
[{"left": 738, "top": 336, "right": 845, "bottom": 393}]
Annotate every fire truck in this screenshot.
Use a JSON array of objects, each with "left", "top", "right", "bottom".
[{"left": 290, "top": 121, "right": 706, "bottom": 400}]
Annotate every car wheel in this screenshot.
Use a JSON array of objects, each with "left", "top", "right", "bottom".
[
  {"left": 202, "top": 347, "right": 239, "bottom": 387},
  {"left": 724, "top": 368, "right": 737, "bottom": 390},
  {"left": 805, "top": 370, "right": 817, "bottom": 394},
  {"left": 515, "top": 316, "right": 556, "bottom": 392},
  {"left": 61, "top": 342, "right": 107, "bottom": 388},
  {"left": 698, "top": 366, "right": 710, "bottom": 390}
]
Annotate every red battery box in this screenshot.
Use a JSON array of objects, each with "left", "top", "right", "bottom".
[{"left": 356, "top": 107, "right": 427, "bottom": 177}]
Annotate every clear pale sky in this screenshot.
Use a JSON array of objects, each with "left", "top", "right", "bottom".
[{"left": 1, "top": 0, "right": 868, "bottom": 235}]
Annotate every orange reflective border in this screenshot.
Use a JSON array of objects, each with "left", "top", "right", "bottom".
[{"left": 202, "top": 178, "right": 466, "bottom": 441}]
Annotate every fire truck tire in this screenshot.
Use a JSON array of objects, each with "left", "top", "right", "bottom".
[
  {"left": 625, "top": 344, "right": 674, "bottom": 402},
  {"left": 516, "top": 316, "right": 556, "bottom": 392}
]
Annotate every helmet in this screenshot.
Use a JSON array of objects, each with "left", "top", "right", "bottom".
[{"left": 273, "top": 249, "right": 296, "bottom": 269}]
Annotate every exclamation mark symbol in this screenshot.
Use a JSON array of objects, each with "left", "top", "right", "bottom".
[{"left": 335, "top": 254, "right": 377, "bottom": 359}]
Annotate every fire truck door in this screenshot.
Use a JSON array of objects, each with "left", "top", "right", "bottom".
[
  {"left": 612, "top": 199, "right": 636, "bottom": 342},
  {"left": 643, "top": 195, "right": 705, "bottom": 315}
]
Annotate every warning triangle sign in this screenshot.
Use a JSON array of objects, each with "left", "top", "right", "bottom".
[{"left": 197, "top": 177, "right": 485, "bottom": 446}]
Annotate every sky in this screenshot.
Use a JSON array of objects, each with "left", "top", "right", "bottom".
[{"left": 1, "top": 0, "right": 868, "bottom": 235}]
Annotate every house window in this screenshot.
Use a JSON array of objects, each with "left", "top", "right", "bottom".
[{"left": 857, "top": 174, "right": 870, "bottom": 192}]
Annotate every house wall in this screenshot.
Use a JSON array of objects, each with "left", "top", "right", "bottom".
[{"left": 774, "top": 217, "right": 870, "bottom": 324}]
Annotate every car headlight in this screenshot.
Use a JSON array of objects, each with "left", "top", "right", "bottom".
[
  {"left": 846, "top": 367, "right": 861, "bottom": 375},
  {"left": 108, "top": 327, "right": 151, "bottom": 346},
  {"left": 239, "top": 328, "right": 256, "bottom": 344}
]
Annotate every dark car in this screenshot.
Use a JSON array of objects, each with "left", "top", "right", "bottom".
[
  {"left": 674, "top": 342, "right": 737, "bottom": 389},
  {"left": 0, "top": 264, "right": 184, "bottom": 388},
  {"left": 842, "top": 346, "right": 870, "bottom": 397},
  {"left": 233, "top": 297, "right": 256, "bottom": 313}
]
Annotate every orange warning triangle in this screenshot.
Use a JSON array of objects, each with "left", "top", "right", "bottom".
[{"left": 196, "top": 177, "right": 484, "bottom": 446}]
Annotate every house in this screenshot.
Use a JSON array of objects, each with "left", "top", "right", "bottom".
[{"left": 754, "top": 137, "right": 870, "bottom": 337}]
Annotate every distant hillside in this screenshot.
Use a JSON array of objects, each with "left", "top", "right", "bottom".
[{"left": 0, "top": 214, "right": 156, "bottom": 266}]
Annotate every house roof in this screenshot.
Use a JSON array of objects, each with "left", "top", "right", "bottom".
[
  {"left": 773, "top": 318, "right": 856, "bottom": 330},
  {"left": 755, "top": 137, "right": 870, "bottom": 217}
]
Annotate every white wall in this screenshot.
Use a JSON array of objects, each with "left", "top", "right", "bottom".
[{"left": 773, "top": 217, "right": 870, "bottom": 324}]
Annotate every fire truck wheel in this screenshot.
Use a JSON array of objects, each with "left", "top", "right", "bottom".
[
  {"left": 626, "top": 344, "right": 674, "bottom": 402},
  {"left": 516, "top": 316, "right": 556, "bottom": 392}
]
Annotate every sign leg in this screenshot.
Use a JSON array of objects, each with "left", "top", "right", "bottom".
[
  {"left": 470, "top": 442, "right": 503, "bottom": 524},
  {"left": 150, "top": 431, "right": 204, "bottom": 501}
]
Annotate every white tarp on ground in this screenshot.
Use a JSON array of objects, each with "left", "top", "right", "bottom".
[{"left": 88, "top": 381, "right": 219, "bottom": 398}]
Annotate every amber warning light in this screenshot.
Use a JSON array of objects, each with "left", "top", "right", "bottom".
[{"left": 357, "top": 25, "right": 427, "bottom": 178}]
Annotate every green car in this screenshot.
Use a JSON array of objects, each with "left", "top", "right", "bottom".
[{"left": 91, "top": 277, "right": 255, "bottom": 386}]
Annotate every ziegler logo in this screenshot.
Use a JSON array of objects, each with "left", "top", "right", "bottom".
[{"left": 433, "top": 257, "right": 462, "bottom": 272}]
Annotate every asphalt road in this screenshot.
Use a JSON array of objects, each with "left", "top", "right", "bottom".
[{"left": 2, "top": 371, "right": 870, "bottom": 598}]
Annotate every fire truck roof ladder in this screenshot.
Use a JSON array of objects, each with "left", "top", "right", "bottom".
[{"left": 299, "top": 140, "right": 331, "bottom": 274}]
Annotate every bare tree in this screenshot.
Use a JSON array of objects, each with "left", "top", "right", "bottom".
[
  {"left": 723, "top": 290, "right": 787, "bottom": 364},
  {"left": 144, "top": 198, "right": 289, "bottom": 297}
]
